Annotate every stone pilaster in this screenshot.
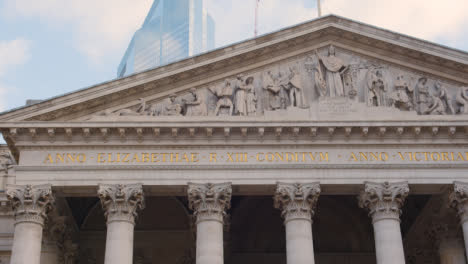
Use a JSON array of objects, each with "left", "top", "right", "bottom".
[
  {"left": 449, "top": 181, "right": 468, "bottom": 261},
  {"left": 6, "top": 184, "right": 55, "bottom": 264},
  {"left": 98, "top": 184, "right": 145, "bottom": 264},
  {"left": 274, "top": 182, "right": 321, "bottom": 264},
  {"left": 188, "top": 182, "right": 232, "bottom": 264},
  {"left": 359, "top": 181, "right": 409, "bottom": 264}
]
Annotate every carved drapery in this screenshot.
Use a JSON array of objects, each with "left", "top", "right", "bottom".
[
  {"left": 358, "top": 181, "right": 409, "bottom": 222},
  {"left": 274, "top": 182, "right": 321, "bottom": 223},
  {"left": 449, "top": 181, "right": 468, "bottom": 223},
  {"left": 98, "top": 184, "right": 145, "bottom": 225},
  {"left": 6, "top": 184, "right": 54, "bottom": 226},
  {"left": 187, "top": 182, "right": 232, "bottom": 223}
]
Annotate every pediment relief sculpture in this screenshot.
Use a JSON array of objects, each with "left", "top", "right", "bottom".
[{"left": 87, "top": 45, "right": 468, "bottom": 121}]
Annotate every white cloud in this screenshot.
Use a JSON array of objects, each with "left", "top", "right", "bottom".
[
  {"left": 0, "top": 38, "right": 31, "bottom": 111},
  {"left": 322, "top": 0, "right": 468, "bottom": 45},
  {"left": 2, "top": 0, "right": 153, "bottom": 64},
  {"left": 0, "top": 38, "right": 30, "bottom": 77}
]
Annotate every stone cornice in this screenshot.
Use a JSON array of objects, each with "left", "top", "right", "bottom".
[{"left": 0, "top": 15, "right": 467, "bottom": 123}]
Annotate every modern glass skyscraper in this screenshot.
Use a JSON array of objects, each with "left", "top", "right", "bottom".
[{"left": 117, "top": 0, "right": 215, "bottom": 77}]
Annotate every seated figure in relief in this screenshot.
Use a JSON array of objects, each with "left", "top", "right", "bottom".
[
  {"left": 456, "top": 87, "right": 468, "bottom": 114},
  {"left": 183, "top": 88, "right": 207, "bottom": 116},
  {"left": 263, "top": 71, "right": 288, "bottom": 110},
  {"left": 209, "top": 80, "right": 234, "bottom": 116},
  {"left": 422, "top": 93, "right": 446, "bottom": 115},
  {"left": 163, "top": 94, "right": 182, "bottom": 116},
  {"left": 389, "top": 74, "right": 414, "bottom": 111}
]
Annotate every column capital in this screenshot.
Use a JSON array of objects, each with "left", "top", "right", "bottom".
[
  {"left": 274, "top": 182, "right": 321, "bottom": 223},
  {"left": 6, "top": 184, "right": 55, "bottom": 226},
  {"left": 358, "top": 181, "right": 409, "bottom": 223},
  {"left": 98, "top": 183, "right": 145, "bottom": 225},
  {"left": 187, "top": 182, "right": 232, "bottom": 224},
  {"left": 449, "top": 181, "right": 468, "bottom": 223}
]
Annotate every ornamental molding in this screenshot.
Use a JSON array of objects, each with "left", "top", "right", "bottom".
[
  {"left": 274, "top": 182, "right": 321, "bottom": 223},
  {"left": 5, "top": 184, "right": 55, "bottom": 226},
  {"left": 97, "top": 183, "right": 145, "bottom": 225},
  {"left": 187, "top": 182, "right": 232, "bottom": 224},
  {"left": 358, "top": 181, "right": 409, "bottom": 223}
]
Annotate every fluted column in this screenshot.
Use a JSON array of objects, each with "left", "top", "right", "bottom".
[
  {"left": 449, "top": 181, "right": 468, "bottom": 260},
  {"left": 274, "top": 182, "right": 321, "bottom": 264},
  {"left": 358, "top": 181, "right": 409, "bottom": 264},
  {"left": 98, "top": 184, "right": 145, "bottom": 264},
  {"left": 6, "top": 184, "right": 55, "bottom": 264},
  {"left": 188, "top": 182, "right": 232, "bottom": 264}
]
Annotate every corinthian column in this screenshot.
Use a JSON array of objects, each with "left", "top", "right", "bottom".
[
  {"left": 188, "top": 182, "right": 232, "bottom": 264},
  {"left": 6, "top": 184, "right": 54, "bottom": 264},
  {"left": 274, "top": 182, "right": 321, "bottom": 264},
  {"left": 98, "top": 184, "right": 145, "bottom": 264},
  {"left": 449, "top": 181, "right": 468, "bottom": 260},
  {"left": 358, "top": 181, "right": 409, "bottom": 264}
]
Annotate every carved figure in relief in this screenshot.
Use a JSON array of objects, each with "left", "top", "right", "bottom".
[
  {"left": 366, "top": 69, "right": 387, "bottom": 107},
  {"left": 422, "top": 94, "right": 446, "bottom": 115},
  {"left": 0, "top": 152, "right": 14, "bottom": 172},
  {"left": 390, "top": 74, "right": 414, "bottom": 111},
  {"left": 416, "top": 77, "right": 430, "bottom": 114},
  {"left": 456, "top": 87, "right": 468, "bottom": 114},
  {"left": 163, "top": 94, "right": 182, "bottom": 116},
  {"left": 315, "top": 46, "right": 348, "bottom": 97},
  {"left": 305, "top": 55, "right": 327, "bottom": 97},
  {"left": 183, "top": 88, "right": 207, "bottom": 116},
  {"left": 263, "top": 71, "right": 287, "bottom": 110},
  {"left": 209, "top": 80, "right": 234, "bottom": 116},
  {"left": 234, "top": 76, "right": 256, "bottom": 116},
  {"left": 284, "top": 67, "right": 306, "bottom": 108},
  {"left": 434, "top": 82, "right": 455, "bottom": 114}
]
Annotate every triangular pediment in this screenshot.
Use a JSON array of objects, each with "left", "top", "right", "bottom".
[{"left": 1, "top": 15, "right": 468, "bottom": 123}]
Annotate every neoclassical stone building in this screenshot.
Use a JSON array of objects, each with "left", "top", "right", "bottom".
[{"left": 0, "top": 15, "right": 467, "bottom": 264}]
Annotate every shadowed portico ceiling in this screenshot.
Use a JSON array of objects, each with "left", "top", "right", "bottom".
[{"left": 0, "top": 15, "right": 467, "bottom": 122}]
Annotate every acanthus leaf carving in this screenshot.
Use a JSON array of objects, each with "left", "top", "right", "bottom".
[
  {"left": 358, "top": 181, "right": 409, "bottom": 223},
  {"left": 98, "top": 184, "right": 145, "bottom": 225},
  {"left": 6, "top": 184, "right": 55, "bottom": 226},
  {"left": 274, "top": 182, "right": 321, "bottom": 223},
  {"left": 187, "top": 182, "right": 232, "bottom": 224}
]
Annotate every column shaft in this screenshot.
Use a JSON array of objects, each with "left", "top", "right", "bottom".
[
  {"left": 188, "top": 182, "right": 232, "bottom": 264},
  {"left": 285, "top": 219, "right": 315, "bottom": 264},
  {"left": 98, "top": 184, "right": 145, "bottom": 264},
  {"left": 373, "top": 218, "right": 405, "bottom": 264},
  {"left": 274, "top": 182, "right": 321, "bottom": 264},
  {"left": 196, "top": 220, "right": 224, "bottom": 264},
  {"left": 104, "top": 221, "right": 135, "bottom": 264},
  {"left": 463, "top": 221, "right": 468, "bottom": 261},
  {"left": 6, "top": 184, "right": 54, "bottom": 264},
  {"left": 10, "top": 222, "right": 43, "bottom": 264},
  {"left": 359, "top": 181, "right": 409, "bottom": 264}
]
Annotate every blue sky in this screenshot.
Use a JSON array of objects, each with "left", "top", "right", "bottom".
[{"left": 1, "top": 0, "right": 468, "bottom": 112}]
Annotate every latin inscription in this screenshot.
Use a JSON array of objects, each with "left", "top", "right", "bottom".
[{"left": 41, "top": 150, "right": 468, "bottom": 165}]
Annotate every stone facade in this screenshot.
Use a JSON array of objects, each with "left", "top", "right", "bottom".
[{"left": 0, "top": 15, "right": 467, "bottom": 264}]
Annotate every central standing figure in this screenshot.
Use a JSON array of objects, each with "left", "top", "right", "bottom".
[{"left": 315, "top": 46, "right": 348, "bottom": 97}]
